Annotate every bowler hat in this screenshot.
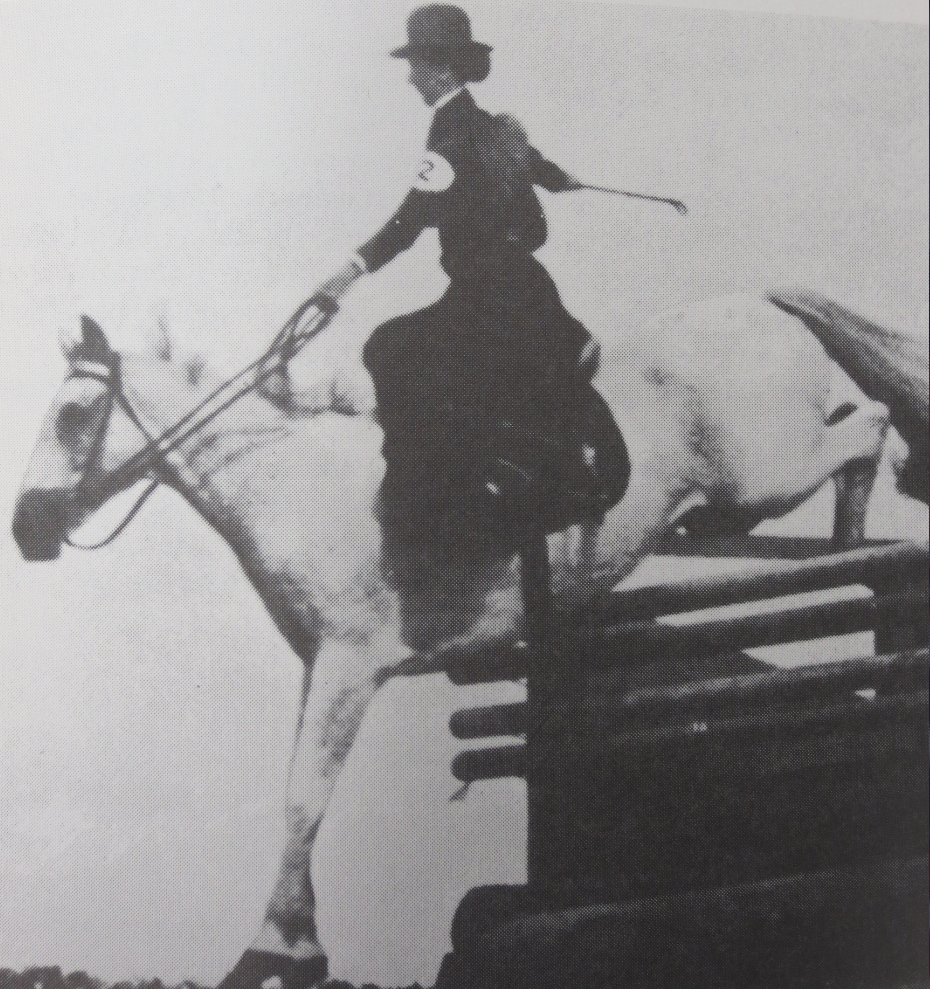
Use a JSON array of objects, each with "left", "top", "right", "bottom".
[{"left": 391, "top": 5, "right": 492, "bottom": 83}]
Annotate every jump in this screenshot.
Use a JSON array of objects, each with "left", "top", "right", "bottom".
[{"left": 8, "top": 6, "right": 912, "bottom": 989}]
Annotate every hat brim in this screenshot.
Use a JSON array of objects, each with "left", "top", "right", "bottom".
[{"left": 390, "top": 41, "right": 492, "bottom": 59}]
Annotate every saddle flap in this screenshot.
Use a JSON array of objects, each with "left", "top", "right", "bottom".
[{"left": 489, "top": 391, "right": 627, "bottom": 534}]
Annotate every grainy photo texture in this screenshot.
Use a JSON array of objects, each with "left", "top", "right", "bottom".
[{"left": 1, "top": 1, "right": 928, "bottom": 988}]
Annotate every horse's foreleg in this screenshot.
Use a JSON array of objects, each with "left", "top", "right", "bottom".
[{"left": 231, "top": 637, "right": 391, "bottom": 986}]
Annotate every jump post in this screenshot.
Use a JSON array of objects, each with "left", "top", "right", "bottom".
[{"left": 431, "top": 532, "right": 929, "bottom": 989}]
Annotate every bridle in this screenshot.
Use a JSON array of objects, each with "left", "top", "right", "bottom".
[
  {"left": 62, "top": 297, "right": 336, "bottom": 550},
  {"left": 62, "top": 355, "right": 159, "bottom": 550}
]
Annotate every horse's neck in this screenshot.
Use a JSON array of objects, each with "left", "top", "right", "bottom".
[{"left": 123, "top": 359, "right": 384, "bottom": 554}]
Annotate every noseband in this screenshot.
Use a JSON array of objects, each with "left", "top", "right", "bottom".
[{"left": 63, "top": 298, "right": 335, "bottom": 550}]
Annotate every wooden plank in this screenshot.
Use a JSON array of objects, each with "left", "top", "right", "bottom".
[
  {"left": 579, "top": 539, "right": 927, "bottom": 623},
  {"left": 595, "top": 647, "right": 929, "bottom": 724},
  {"left": 518, "top": 534, "right": 559, "bottom": 894},
  {"left": 585, "top": 589, "right": 927, "bottom": 667},
  {"left": 442, "top": 587, "right": 927, "bottom": 684},
  {"left": 451, "top": 701, "right": 526, "bottom": 740},
  {"left": 452, "top": 743, "right": 525, "bottom": 783},
  {"left": 450, "top": 688, "right": 928, "bottom": 783},
  {"left": 651, "top": 532, "right": 894, "bottom": 559},
  {"left": 449, "top": 648, "right": 929, "bottom": 740},
  {"left": 469, "top": 857, "right": 929, "bottom": 989},
  {"left": 600, "top": 689, "right": 928, "bottom": 757}
]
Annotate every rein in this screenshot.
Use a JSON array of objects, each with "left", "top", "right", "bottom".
[{"left": 64, "top": 297, "right": 336, "bottom": 550}]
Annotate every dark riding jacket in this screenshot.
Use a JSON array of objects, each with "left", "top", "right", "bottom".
[
  {"left": 356, "top": 89, "right": 577, "bottom": 279},
  {"left": 360, "top": 87, "right": 593, "bottom": 495}
]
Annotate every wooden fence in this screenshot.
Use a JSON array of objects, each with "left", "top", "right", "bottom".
[{"left": 433, "top": 536, "right": 929, "bottom": 989}]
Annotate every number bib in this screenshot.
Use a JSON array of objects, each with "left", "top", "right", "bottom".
[{"left": 412, "top": 152, "right": 455, "bottom": 192}]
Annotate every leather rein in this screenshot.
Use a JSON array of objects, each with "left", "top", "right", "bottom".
[{"left": 64, "top": 297, "right": 335, "bottom": 550}]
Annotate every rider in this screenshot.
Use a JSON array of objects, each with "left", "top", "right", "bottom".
[{"left": 291, "top": 4, "right": 619, "bottom": 527}]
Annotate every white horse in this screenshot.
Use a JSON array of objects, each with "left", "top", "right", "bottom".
[{"left": 12, "top": 291, "right": 890, "bottom": 988}]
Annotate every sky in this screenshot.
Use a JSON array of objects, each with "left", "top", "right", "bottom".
[{"left": 0, "top": 0, "right": 927, "bottom": 985}]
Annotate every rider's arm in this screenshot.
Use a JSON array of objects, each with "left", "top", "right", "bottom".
[
  {"left": 313, "top": 253, "right": 368, "bottom": 304},
  {"left": 315, "top": 182, "right": 442, "bottom": 303},
  {"left": 528, "top": 147, "right": 583, "bottom": 192},
  {"left": 314, "top": 172, "right": 453, "bottom": 306},
  {"left": 356, "top": 146, "right": 458, "bottom": 272},
  {"left": 355, "top": 189, "right": 433, "bottom": 272}
]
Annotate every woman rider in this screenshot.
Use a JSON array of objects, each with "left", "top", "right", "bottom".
[{"left": 306, "top": 4, "right": 618, "bottom": 533}]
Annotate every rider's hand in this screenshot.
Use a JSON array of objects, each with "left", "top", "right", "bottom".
[{"left": 313, "top": 255, "right": 367, "bottom": 307}]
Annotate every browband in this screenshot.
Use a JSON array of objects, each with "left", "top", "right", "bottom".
[{"left": 69, "top": 359, "right": 114, "bottom": 384}]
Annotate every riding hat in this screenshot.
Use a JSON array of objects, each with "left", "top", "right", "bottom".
[{"left": 390, "top": 5, "right": 492, "bottom": 83}]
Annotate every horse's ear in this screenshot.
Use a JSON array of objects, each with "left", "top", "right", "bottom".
[
  {"left": 144, "top": 310, "right": 172, "bottom": 362},
  {"left": 59, "top": 315, "right": 113, "bottom": 364},
  {"left": 79, "top": 315, "right": 114, "bottom": 362}
]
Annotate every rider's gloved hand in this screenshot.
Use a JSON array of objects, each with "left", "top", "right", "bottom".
[
  {"left": 311, "top": 255, "right": 367, "bottom": 309},
  {"left": 259, "top": 256, "right": 366, "bottom": 411}
]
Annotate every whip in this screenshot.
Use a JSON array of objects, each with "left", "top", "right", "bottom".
[{"left": 579, "top": 183, "right": 688, "bottom": 216}]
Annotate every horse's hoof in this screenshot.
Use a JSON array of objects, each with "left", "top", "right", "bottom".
[{"left": 216, "top": 950, "right": 328, "bottom": 989}]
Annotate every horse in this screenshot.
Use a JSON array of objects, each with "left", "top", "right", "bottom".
[{"left": 11, "top": 291, "right": 891, "bottom": 988}]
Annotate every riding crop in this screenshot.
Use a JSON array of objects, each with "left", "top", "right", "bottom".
[{"left": 579, "top": 183, "right": 688, "bottom": 216}]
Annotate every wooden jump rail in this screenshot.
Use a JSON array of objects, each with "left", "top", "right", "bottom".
[
  {"left": 434, "top": 535, "right": 930, "bottom": 989},
  {"left": 575, "top": 537, "right": 928, "bottom": 622},
  {"left": 437, "top": 538, "right": 928, "bottom": 686},
  {"left": 449, "top": 647, "right": 930, "bottom": 749}
]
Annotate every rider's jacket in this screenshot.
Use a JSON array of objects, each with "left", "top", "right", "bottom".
[{"left": 356, "top": 89, "right": 576, "bottom": 280}]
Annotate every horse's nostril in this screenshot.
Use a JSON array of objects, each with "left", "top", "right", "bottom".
[{"left": 12, "top": 490, "right": 65, "bottom": 561}]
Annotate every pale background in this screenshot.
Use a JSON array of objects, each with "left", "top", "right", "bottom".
[{"left": 0, "top": 0, "right": 927, "bottom": 985}]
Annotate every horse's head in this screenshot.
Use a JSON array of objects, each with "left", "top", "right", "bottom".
[
  {"left": 14, "top": 303, "right": 380, "bottom": 563},
  {"left": 12, "top": 316, "right": 159, "bottom": 560}
]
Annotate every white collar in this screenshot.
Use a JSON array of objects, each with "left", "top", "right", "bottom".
[{"left": 432, "top": 86, "right": 466, "bottom": 113}]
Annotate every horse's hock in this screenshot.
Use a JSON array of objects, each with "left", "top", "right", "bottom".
[{"left": 432, "top": 534, "right": 929, "bottom": 989}]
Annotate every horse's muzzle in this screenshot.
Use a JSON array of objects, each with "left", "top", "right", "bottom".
[{"left": 12, "top": 489, "right": 66, "bottom": 561}]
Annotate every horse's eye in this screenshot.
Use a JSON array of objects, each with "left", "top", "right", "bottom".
[{"left": 56, "top": 401, "right": 92, "bottom": 445}]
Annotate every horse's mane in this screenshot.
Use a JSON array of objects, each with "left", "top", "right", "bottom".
[
  {"left": 162, "top": 341, "right": 377, "bottom": 420},
  {"left": 273, "top": 355, "right": 377, "bottom": 418}
]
